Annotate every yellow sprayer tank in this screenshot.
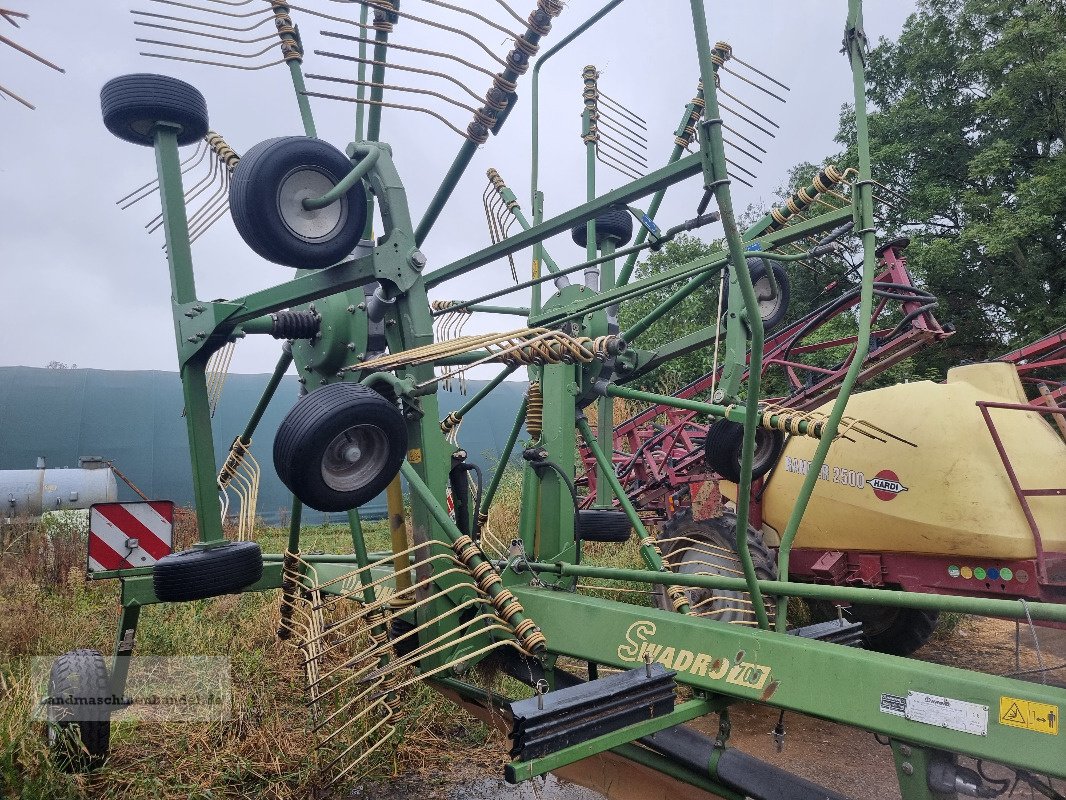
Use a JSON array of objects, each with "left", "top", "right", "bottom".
[{"left": 759, "top": 362, "right": 1066, "bottom": 559}]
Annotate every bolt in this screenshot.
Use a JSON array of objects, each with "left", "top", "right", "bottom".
[
  {"left": 186, "top": 336, "right": 198, "bottom": 343},
  {"left": 900, "top": 763, "right": 913, "bottom": 776},
  {"left": 899, "top": 745, "right": 911, "bottom": 756},
  {"left": 410, "top": 249, "right": 428, "bottom": 270},
  {"left": 336, "top": 371, "right": 345, "bottom": 377},
  {"left": 347, "top": 305, "right": 356, "bottom": 313},
  {"left": 347, "top": 342, "right": 357, "bottom": 351},
  {"left": 386, "top": 319, "right": 396, "bottom": 327},
  {"left": 643, "top": 652, "right": 653, "bottom": 678},
  {"left": 309, "top": 303, "right": 316, "bottom": 312},
  {"left": 358, "top": 303, "right": 366, "bottom": 311},
  {"left": 298, "top": 377, "right": 306, "bottom": 384},
  {"left": 196, "top": 331, "right": 206, "bottom": 339},
  {"left": 320, "top": 379, "right": 327, "bottom": 385}
]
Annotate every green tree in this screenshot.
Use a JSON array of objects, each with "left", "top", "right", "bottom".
[{"left": 834, "top": 0, "right": 1066, "bottom": 372}]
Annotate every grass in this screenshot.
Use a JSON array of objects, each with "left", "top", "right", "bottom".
[{"left": 0, "top": 512, "right": 500, "bottom": 800}]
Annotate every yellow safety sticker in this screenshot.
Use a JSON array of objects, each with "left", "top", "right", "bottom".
[
  {"left": 999, "top": 696, "right": 1058, "bottom": 735},
  {"left": 532, "top": 259, "right": 540, "bottom": 279},
  {"left": 407, "top": 449, "right": 423, "bottom": 464}
]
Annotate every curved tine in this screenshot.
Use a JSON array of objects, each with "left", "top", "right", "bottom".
[
  {"left": 118, "top": 140, "right": 207, "bottom": 208},
  {"left": 132, "top": 9, "right": 276, "bottom": 33},
  {"left": 340, "top": 0, "right": 509, "bottom": 69},
  {"left": 137, "top": 36, "right": 282, "bottom": 61},
  {"left": 718, "top": 87, "right": 779, "bottom": 129},
  {"left": 187, "top": 180, "right": 227, "bottom": 231},
  {"left": 135, "top": 21, "right": 277, "bottom": 44},
  {"left": 141, "top": 51, "right": 284, "bottom": 70},
  {"left": 304, "top": 74, "right": 478, "bottom": 114},
  {"left": 304, "top": 91, "right": 470, "bottom": 139},
  {"left": 320, "top": 30, "right": 495, "bottom": 80},
  {"left": 722, "top": 122, "right": 767, "bottom": 153},
  {"left": 315, "top": 50, "right": 483, "bottom": 104},
  {"left": 190, "top": 203, "right": 233, "bottom": 243},
  {"left": 490, "top": 0, "right": 526, "bottom": 26},
  {"left": 147, "top": 0, "right": 269, "bottom": 19},
  {"left": 413, "top": 0, "right": 520, "bottom": 40},
  {"left": 719, "top": 101, "right": 776, "bottom": 138},
  {"left": 150, "top": 151, "right": 221, "bottom": 232}
]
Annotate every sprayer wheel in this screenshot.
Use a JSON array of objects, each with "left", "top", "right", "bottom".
[
  {"left": 153, "top": 541, "right": 263, "bottom": 602},
  {"left": 704, "top": 419, "right": 785, "bottom": 483},
  {"left": 230, "top": 136, "right": 368, "bottom": 269},
  {"left": 100, "top": 74, "right": 209, "bottom": 147},
  {"left": 577, "top": 509, "right": 632, "bottom": 542},
  {"left": 846, "top": 603, "right": 939, "bottom": 656},
  {"left": 571, "top": 204, "right": 634, "bottom": 249},
  {"left": 273, "top": 382, "right": 407, "bottom": 512},
  {"left": 46, "top": 649, "right": 111, "bottom": 772},
  {"left": 654, "top": 512, "right": 777, "bottom": 624},
  {"left": 747, "top": 257, "right": 790, "bottom": 330}
]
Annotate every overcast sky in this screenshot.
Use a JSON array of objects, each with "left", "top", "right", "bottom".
[{"left": 1, "top": 1, "right": 916, "bottom": 376}]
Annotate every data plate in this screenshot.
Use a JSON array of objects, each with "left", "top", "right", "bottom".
[{"left": 906, "top": 691, "right": 988, "bottom": 736}]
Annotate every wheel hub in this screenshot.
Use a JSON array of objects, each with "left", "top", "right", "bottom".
[
  {"left": 321, "top": 424, "right": 388, "bottom": 492},
  {"left": 277, "top": 167, "right": 346, "bottom": 242}
]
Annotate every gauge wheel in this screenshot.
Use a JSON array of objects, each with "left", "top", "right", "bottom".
[
  {"left": 704, "top": 419, "right": 785, "bottom": 483},
  {"left": 153, "top": 540, "right": 264, "bottom": 602},
  {"left": 748, "top": 258, "right": 790, "bottom": 330},
  {"left": 229, "top": 136, "right": 368, "bottom": 268},
  {"left": 571, "top": 205, "right": 634, "bottom": 249},
  {"left": 577, "top": 509, "right": 632, "bottom": 542},
  {"left": 100, "top": 73, "right": 208, "bottom": 147},
  {"left": 273, "top": 382, "right": 407, "bottom": 512},
  {"left": 46, "top": 649, "right": 111, "bottom": 772}
]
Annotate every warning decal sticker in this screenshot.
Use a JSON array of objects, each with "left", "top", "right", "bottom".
[{"left": 999, "top": 697, "right": 1059, "bottom": 736}]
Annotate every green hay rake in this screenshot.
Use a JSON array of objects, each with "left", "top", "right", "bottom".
[{"left": 53, "top": 1, "right": 1066, "bottom": 797}]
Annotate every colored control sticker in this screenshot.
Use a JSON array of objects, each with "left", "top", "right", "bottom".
[
  {"left": 987, "top": 567, "right": 1000, "bottom": 581},
  {"left": 974, "top": 566, "right": 987, "bottom": 580},
  {"left": 1000, "top": 567, "right": 1013, "bottom": 581},
  {"left": 947, "top": 565, "right": 961, "bottom": 578},
  {"left": 1016, "top": 569, "right": 1029, "bottom": 583},
  {"left": 1000, "top": 697, "right": 1058, "bottom": 735},
  {"left": 960, "top": 566, "right": 973, "bottom": 579}
]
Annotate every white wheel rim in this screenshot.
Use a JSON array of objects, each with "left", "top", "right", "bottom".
[{"left": 277, "top": 167, "right": 346, "bottom": 243}]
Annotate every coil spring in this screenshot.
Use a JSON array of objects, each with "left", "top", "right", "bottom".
[
  {"left": 526, "top": 381, "right": 543, "bottom": 440},
  {"left": 675, "top": 80, "right": 706, "bottom": 149},
  {"left": 667, "top": 585, "right": 689, "bottom": 613},
  {"left": 768, "top": 164, "right": 846, "bottom": 230},
  {"left": 205, "top": 131, "right": 240, "bottom": 172},
  {"left": 270, "top": 2, "right": 303, "bottom": 62}
]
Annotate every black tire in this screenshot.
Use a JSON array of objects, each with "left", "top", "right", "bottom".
[
  {"left": 571, "top": 205, "right": 634, "bottom": 249},
  {"left": 654, "top": 513, "right": 776, "bottom": 624},
  {"left": 747, "top": 258, "right": 790, "bottom": 330},
  {"left": 847, "top": 604, "right": 939, "bottom": 656},
  {"left": 153, "top": 540, "right": 264, "bottom": 602},
  {"left": 577, "top": 509, "right": 632, "bottom": 543},
  {"left": 704, "top": 419, "right": 785, "bottom": 483},
  {"left": 273, "top": 382, "right": 407, "bottom": 512},
  {"left": 46, "top": 649, "right": 111, "bottom": 772},
  {"left": 100, "top": 74, "right": 208, "bottom": 147},
  {"left": 230, "top": 136, "right": 368, "bottom": 269}
]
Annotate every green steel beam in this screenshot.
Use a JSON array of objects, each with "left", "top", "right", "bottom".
[
  {"left": 425, "top": 153, "right": 704, "bottom": 288},
  {"left": 513, "top": 588, "right": 1066, "bottom": 778},
  {"left": 776, "top": 0, "right": 877, "bottom": 632}
]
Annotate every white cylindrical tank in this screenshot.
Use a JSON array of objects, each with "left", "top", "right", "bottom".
[{"left": 1, "top": 457, "right": 118, "bottom": 516}]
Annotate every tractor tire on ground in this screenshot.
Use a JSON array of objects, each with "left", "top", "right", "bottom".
[
  {"left": 577, "top": 509, "right": 632, "bottom": 543},
  {"left": 748, "top": 258, "right": 790, "bottom": 330},
  {"left": 100, "top": 74, "right": 209, "bottom": 147},
  {"left": 46, "top": 649, "right": 111, "bottom": 772},
  {"left": 704, "top": 419, "right": 785, "bottom": 483},
  {"left": 847, "top": 604, "right": 939, "bottom": 656},
  {"left": 654, "top": 512, "right": 777, "bottom": 624},
  {"left": 273, "top": 382, "right": 407, "bottom": 512},
  {"left": 229, "top": 136, "right": 368, "bottom": 269},
  {"left": 153, "top": 541, "right": 264, "bottom": 602},
  {"left": 571, "top": 205, "right": 634, "bottom": 249}
]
